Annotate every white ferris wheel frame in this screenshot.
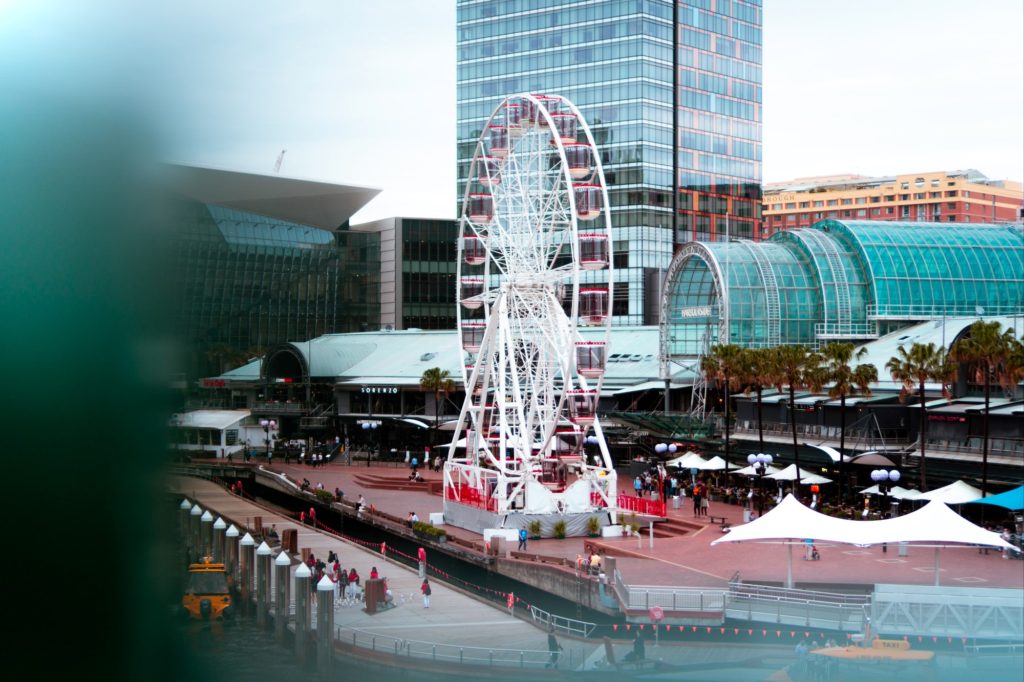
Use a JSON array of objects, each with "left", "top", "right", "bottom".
[{"left": 446, "top": 93, "right": 617, "bottom": 519}]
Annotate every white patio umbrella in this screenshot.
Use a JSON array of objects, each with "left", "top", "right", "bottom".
[
  {"left": 917, "top": 480, "right": 986, "bottom": 504},
  {"left": 696, "top": 455, "right": 731, "bottom": 471},
  {"left": 766, "top": 464, "right": 832, "bottom": 485},
  {"left": 666, "top": 452, "right": 708, "bottom": 469},
  {"left": 733, "top": 463, "right": 783, "bottom": 477},
  {"left": 860, "top": 484, "right": 915, "bottom": 499}
]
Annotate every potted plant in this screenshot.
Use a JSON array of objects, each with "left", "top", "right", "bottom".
[
  {"left": 528, "top": 519, "right": 542, "bottom": 540},
  {"left": 553, "top": 519, "right": 567, "bottom": 539},
  {"left": 586, "top": 516, "right": 601, "bottom": 537}
]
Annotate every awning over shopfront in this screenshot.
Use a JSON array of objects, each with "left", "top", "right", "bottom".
[{"left": 917, "top": 480, "right": 987, "bottom": 504}]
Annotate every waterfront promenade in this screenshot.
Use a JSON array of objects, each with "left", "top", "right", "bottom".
[
  {"left": 259, "top": 460, "right": 1024, "bottom": 591},
  {"left": 170, "top": 474, "right": 801, "bottom": 674}
]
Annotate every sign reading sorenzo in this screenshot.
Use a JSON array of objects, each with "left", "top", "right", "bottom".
[{"left": 361, "top": 386, "right": 399, "bottom": 394}]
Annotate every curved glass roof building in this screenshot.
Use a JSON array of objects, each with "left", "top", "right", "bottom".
[{"left": 661, "top": 221, "right": 1024, "bottom": 359}]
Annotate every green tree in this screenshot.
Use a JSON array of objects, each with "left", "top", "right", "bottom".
[
  {"left": 816, "top": 342, "right": 878, "bottom": 502},
  {"left": 950, "top": 321, "right": 1018, "bottom": 497},
  {"left": 885, "top": 343, "right": 955, "bottom": 492},
  {"left": 737, "top": 347, "right": 773, "bottom": 455},
  {"left": 420, "top": 367, "right": 455, "bottom": 437},
  {"left": 769, "top": 345, "right": 819, "bottom": 496},
  {"left": 700, "top": 344, "right": 743, "bottom": 476}
]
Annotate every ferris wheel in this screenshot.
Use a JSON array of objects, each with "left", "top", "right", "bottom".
[{"left": 445, "top": 93, "right": 617, "bottom": 524}]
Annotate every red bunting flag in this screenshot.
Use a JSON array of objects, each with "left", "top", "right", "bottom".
[
  {"left": 613, "top": 624, "right": 618, "bottom": 632},
  {"left": 706, "top": 627, "right": 711, "bottom": 634},
  {"left": 625, "top": 624, "right": 631, "bottom": 631},
  {"left": 734, "top": 628, "right": 739, "bottom": 635},
  {"left": 719, "top": 628, "right": 725, "bottom": 635},
  {"left": 776, "top": 631, "right": 781, "bottom": 637}
]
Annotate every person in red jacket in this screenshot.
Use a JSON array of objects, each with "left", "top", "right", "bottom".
[{"left": 421, "top": 578, "right": 431, "bottom": 608}]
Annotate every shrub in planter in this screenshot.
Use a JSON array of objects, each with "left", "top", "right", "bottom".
[
  {"left": 553, "top": 519, "right": 567, "bottom": 539},
  {"left": 412, "top": 521, "right": 447, "bottom": 540},
  {"left": 586, "top": 516, "right": 601, "bottom": 537},
  {"left": 528, "top": 519, "right": 542, "bottom": 539},
  {"left": 314, "top": 489, "right": 334, "bottom": 504}
]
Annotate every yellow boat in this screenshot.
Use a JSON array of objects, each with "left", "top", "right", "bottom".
[
  {"left": 811, "top": 638, "right": 935, "bottom": 662},
  {"left": 182, "top": 558, "right": 232, "bottom": 620}
]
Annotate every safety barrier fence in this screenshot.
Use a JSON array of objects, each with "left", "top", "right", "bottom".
[{"left": 616, "top": 493, "right": 666, "bottom": 517}]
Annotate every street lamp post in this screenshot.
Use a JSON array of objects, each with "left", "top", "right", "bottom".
[
  {"left": 259, "top": 419, "right": 277, "bottom": 462},
  {"left": 362, "top": 421, "right": 379, "bottom": 468},
  {"left": 747, "top": 453, "right": 773, "bottom": 518},
  {"left": 870, "top": 468, "right": 901, "bottom": 518}
]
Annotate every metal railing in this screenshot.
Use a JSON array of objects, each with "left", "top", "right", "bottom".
[
  {"left": 528, "top": 604, "right": 596, "bottom": 638},
  {"left": 613, "top": 569, "right": 727, "bottom": 614},
  {"left": 725, "top": 581, "right": 870, "bottom": 631},
  {"left": 866, "top": 303, "right": 1024, "bottom": 319},
  {"left": 334, "top": 625, "right": 573, "bottom": 670}
]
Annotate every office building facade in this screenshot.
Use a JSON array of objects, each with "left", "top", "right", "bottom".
[
  {"left": 457, "top": 0, "right": 763, "bottom": 326},
  {"left": 762, "top": 170, "right": 1024, "bottom": 237}
]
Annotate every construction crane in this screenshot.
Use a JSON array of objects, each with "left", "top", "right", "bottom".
[{"left": 273, "top": 149, "right": 287, "bottom": 173}]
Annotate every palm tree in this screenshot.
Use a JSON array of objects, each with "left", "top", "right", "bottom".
[
  {"left": 419, "top": 367, "right": 455, "bottom": 437},
  {"left": 950, "top": 321, "right": 1017, "bottom": 498},
  {"left": 737, "top": 347, "right": 773, "bottom": 455},
  {"left": 769, "top": 345, "right": 818, "bottom": 497},
  {"left": 885, "top": 343, "right": 955, "bottom": 492},
  {"left": 816, "top": 342, "right": 878, "bottom": 502},
  {"left": 700, "top": 344, "right": 743, "bottom": 476}
]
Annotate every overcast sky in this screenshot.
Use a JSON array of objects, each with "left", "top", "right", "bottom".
[{"left": 7, "top": 1, "right": 1020, "bottom": 223}]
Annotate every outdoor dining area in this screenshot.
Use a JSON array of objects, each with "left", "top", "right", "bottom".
[{"left": 645, "top": 445, "right": 1023, "bottom": 555}]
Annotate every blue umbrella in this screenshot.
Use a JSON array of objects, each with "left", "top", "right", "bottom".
[{"left": 967, "top": 485, "right": 1024, "bottom": 511}]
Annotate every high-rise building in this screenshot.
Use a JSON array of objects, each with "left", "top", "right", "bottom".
[
  {"left": 457, "top": 0, "right": 763, "bottom": 325},
  {"left": 762, "top": 169, "right": 1024, "bottom": 236},
  {"left": 355, "top": 216, "right": 460, "bottom": 331}
]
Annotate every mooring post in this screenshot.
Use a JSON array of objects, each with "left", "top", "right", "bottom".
[
  {"left": 256, "top": 541, "right": 272, "bottom": 627},
  {"left": 212, "top": 517, "right": 226, "bottom": 563},
  {"left": 240, "top": 532, "right": 255, "bottom": 611},
  {"left": 189, "top": 504, "right": 203, "bottom": 556},
  {"left": 316, "top": 575, "right": 335, "bottom": 676},
  {"left": 225, "top": 524, "right": 240, "bottom": 584},
  {"left": 275, "top": 548, "right": 291, "bottom": 643},
  {"left": 200, "top": 511, "right": 214, "bottom": 557},
  {"left": 178, "top": 498, "right": 191, "bottom": 540},
  {"left": 294, "top": 561, "right": 311, "bottom": 664}
]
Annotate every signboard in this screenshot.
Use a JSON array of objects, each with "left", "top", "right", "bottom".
[
  {"left": 679, "top": 305, "right": 712, "bottom": 318},
  {"left": 361, "top": 386, "right": 399, "bottom": 394},
  {"left": 928, "top": 414, "right": 966, "bottom": 423},
  {"left": 201, "top": 379, "right": 226, "bottom": 388},
  {"left": 225, "top": 429, "right": 238, "bottom": 445}
]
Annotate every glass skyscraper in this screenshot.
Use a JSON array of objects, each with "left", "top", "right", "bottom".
[
  {"left": 166, "top": 165, "right": 382, "bottom": 380},
  {"left": 457, "top": 0, "right": 763, "bottom": 325}
]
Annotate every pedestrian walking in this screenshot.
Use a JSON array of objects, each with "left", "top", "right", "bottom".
[
  {"left": 518, "top": 527, "right": 528, "bottom": 551},
  {"left": 545, "top": 629, "right": 562, "bottom": 669},
  {"left": 421, "top": 578, "right": 431, "bottom": 608}
]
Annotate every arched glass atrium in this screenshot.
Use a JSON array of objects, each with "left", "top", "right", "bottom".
[{"left": 661, "top": 221, "right": 1024, "bottom": 358}]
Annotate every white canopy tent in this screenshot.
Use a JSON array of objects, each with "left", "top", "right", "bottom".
[
  {"left": 917, "top": 480, "right": 987, "bottom": 504},
  {"left": 766, "top": 464, "right": 832, "bottom": 485},
  {"left": 712, "top": 494, "right": 1013, "bottom": 587}
]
